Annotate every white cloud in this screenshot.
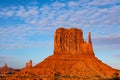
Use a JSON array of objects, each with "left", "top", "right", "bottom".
[
  {"left": 89, "top": 0, "right": 120, "bottom": 6},
  {"left": 0, "top": 56, "right": 8, "bottom": 65},
  {"left": 0, "top": 25, "right": 53, "bottom": 49},
  {"left": 52, "top": 2, "right": 66, "bottom": 8},
  {"left": 0, "top": 41, "right": 53, "bottom": 49},
  {"left": 0, "top": 0, "right": 119, "bottom": 26},
  {"left": 0, "top": 24, "right": 51, "bottom": 44},
  {"left": 112, "top": 54, "right": 120, "bottom": 59},
  {"left": 16, "top": 5, "right": 39, "bottom": 23},
  {"left": 0, "top": 0, "right": 120, "bottom": 49},
  {"left": 0, "top": 7, "right": 15, "bottom": 17},
  {"left": 16, "top": 6, "right": 26, "bottom": 17},
  {"left": 68, "top": 1, "right": 79, "bottom": 7},
  {"left": 93, "top": 35, "right": 120, "bottom": 45}
]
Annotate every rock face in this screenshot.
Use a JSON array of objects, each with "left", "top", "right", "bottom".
[
  {"left": 17, "top": 28, "right": 120, "bottom": 79},
  {"left": 26, "top": 60, "right": 32, "bottom": 68},
  {"left": 54, "top": 28, "right": 94, "bottom": 57}
]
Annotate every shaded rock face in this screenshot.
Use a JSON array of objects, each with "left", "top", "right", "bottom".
[{"left": 54, "top": 28, "right": 94, "bottom": 57}]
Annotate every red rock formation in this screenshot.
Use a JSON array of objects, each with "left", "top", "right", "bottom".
[
  {"left": 26, "top": 60, "right": 32, "bottom": 68},
  {"left": 0, "top": 63, "right": 15, "bottom": 74},
  {"left": 54, "top": 28, "right": 94, "bottom": 57},
  {"left": 17, "top": 28, "right": 120, "bottom": 79}
]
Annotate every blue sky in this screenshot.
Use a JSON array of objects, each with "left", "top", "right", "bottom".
[{"left": 0, "top": 0, "right": 120, "bottom": 69}]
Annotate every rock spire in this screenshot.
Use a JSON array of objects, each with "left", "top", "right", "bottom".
[
  {"left": 88, "top": 32, "right": 92, "bottom": 44},
  {"left": 3, "top": 63, "right": 8, "bottom": 68},
  {"left": 26, "top": 60, "right": 32, "bottom": 68}
]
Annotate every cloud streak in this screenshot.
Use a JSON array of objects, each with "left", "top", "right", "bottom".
[
  {"left": 92, "top": 35, "right": 120, "bottom": 51},
  {"left": 0, "top": 41, "right": 53, "bottom": 49},
  {"left": 93, "top": 36, "right": 120, "bottom": 45},
  {"left": 0, "top": 0, "right": 120, "bottom": 49},
  {"left": 0, "top": 0, "right": 119, "bottom": 26},
  {"left": 0, "top": 24, "right": 51, "bottom": 43},
  {"left": 0, "top": 56, "right": 8, "bottom": 64},
  {"left": 112, "top": 54, "right": 120, "bottom": 58}
]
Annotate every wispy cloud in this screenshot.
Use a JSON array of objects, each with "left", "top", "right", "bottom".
[
  {"left": 0, "top": 55, "right": 22, "bottom": 68},
  {"left": 0, "top": 0, "right": 120, "bottom": 49},
  {"left": 112, "top": 54, "right": 120, "bottom": 58},
  {"left": 89, "top": 0, "right": 120, "bottom": 6},
  {"left": 92, "top": 35, "right": 120, "bottom": 50},
  {"left": 0, "top": 56, "right": 8, "bottom": 64},
  {"left": 0, "top": 41, "right": 53, "bottom": 49},
  {"left": 109, "top": 53, "right": 120, "bottom": 69},
  {"left": 93, "top": 35, "right": 120, "bottom": 45},
  {"left": 0, "top": 0, "right": 119, "bottom": 26},
  {"left": 52, "top": 2, "right": 66, "bottom": 8},
  {"left": 0, "top": 24, "right": 52, "bottom": 45}
]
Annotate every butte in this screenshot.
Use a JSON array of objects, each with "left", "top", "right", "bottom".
[{"left": 18, "top": 28, "right": 120, "bottom": 79}]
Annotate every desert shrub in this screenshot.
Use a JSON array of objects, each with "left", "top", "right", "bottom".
[
  {"left": 110, "top": 71, "right": 120, "bottom": 80},
  {"left": 54, "top": 72, "right": 61, "bottom": 80}
]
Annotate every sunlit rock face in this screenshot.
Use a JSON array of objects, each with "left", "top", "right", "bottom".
[
  {"left": 54, "top": 28, "right": 94, "bottom": 57},
  {"left": 17, "top": 28, "right": 119, "bottom": 79}
]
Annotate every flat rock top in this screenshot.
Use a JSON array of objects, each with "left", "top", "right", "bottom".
[{"left": 56, "top": 27, "right": 83, "bottom": 31}]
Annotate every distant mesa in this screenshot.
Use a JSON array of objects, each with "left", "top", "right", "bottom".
[
  {"left": 0, "top": 63, "right": 16, "bottom": 74},
  {"left": 3, "top": 63, "right": 8, "bottom": 68}
]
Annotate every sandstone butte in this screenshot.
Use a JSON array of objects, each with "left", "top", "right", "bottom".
[
  {"left": 0, "top": 63, "right": 15, "bottom": 74},
  {"left": 15, "top": 28, "right": 120, "bottom": 80}
]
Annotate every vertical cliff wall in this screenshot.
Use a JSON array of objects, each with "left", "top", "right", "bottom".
[{"left": 54, "top": 28, "right": 94, "bottom": 57}]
